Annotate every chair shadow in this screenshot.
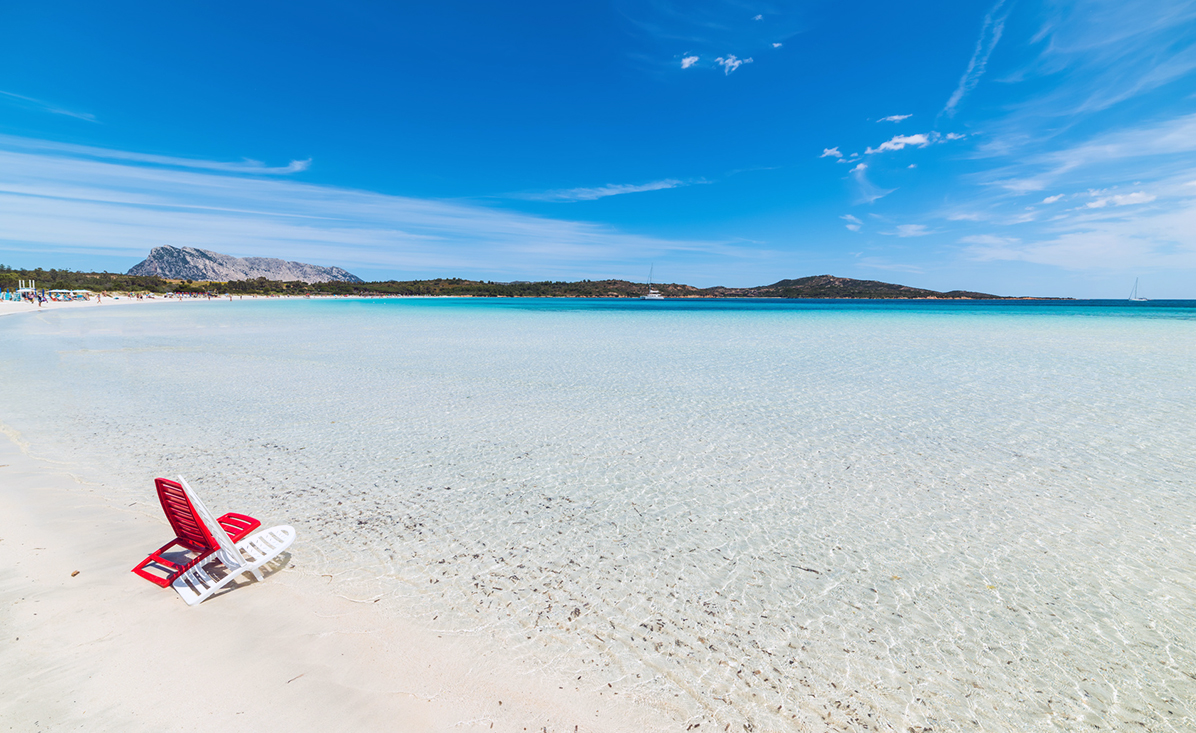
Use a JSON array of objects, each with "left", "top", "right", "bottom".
[{"left": 197, "top": 550, "right": 294, "bottom": 603}]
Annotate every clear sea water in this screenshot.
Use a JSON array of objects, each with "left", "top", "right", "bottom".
[{"left": 3, "top": 298, "right": 1195, "bottom": 731}]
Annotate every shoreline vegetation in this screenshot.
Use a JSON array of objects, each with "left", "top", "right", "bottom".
[{"left": 0, "top": 265, "right": 1055, "bottom": 300}]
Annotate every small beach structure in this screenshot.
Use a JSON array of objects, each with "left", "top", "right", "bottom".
[{"left": 132, "top": 476, "right": 296, "bottom": 605}]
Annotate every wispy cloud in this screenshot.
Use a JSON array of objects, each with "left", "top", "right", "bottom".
[
  {"left": 841, "top": 214, "right": 862, "bottom": 231},
  {"left": 856, "top": 257, "right": 925, "bottom": 274},
  {"left": 753, "top": 14, "right": 763, "bottom": 21},
  {"left": 850, "top": 163, "right": 895, "bottom": 204},
  {"left": 0, "top": 137, "right": 726, "bottom": 277},
  {"left": 820, "top": 147, "right": 843, "bottom": 159},
  {"left": 878, "top": 114, "right": 912, "bottom": 123},
  {"left": 983, "top": 113, "right": 1196, "bottom": 193},
  {"left": 942, "top": 0, "right": 1011, "bottom": 117},
  {"left": 0, "top": 134, "right": 309, "bottom": 175},
  {"left": 960, "top": 234, "right": 1020, "bottom": 247},
  {"left": 1015, "top": 0, "right": 1196, "bottom": 116},
  {"left": 772, "top": 42, "right": 782, "bottom": 48},
  {"left": 884, "top": 224, "right": 932, "bottom": 237},
  {"left": 0, "top": 90, "right": 98, "bottom": 123},
  {"left": 516, "top": 178, "right": 695, "bottom": 202},
  {"left": 964, "top": 208, "right": 1196, "bottom": 270},
  {"left": 620, "top": 3, "right": 804, "bottom": 77},
  {"left": 681, "top": 55, "right": 699, "bottom": 69},
  {"left": 1085, "top": 191, "right": 1155, "bottom": 208},
  {"left": 715, "top": 55, "right": 753, "bottom": 75},
  {"left": 959, "top": 169, "right": 1196, "bottom": 271},
  {"left": 1042, "top": 194, "right": 1064, "bottom": 204}
]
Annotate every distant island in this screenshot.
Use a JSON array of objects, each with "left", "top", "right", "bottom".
[
  {"left": 1, "top": 262, "right": 1039, "bottom": 300},
  {"left": 128, "top": 246, "right": 363, "bottom": 284},
  {"left": 316, "top": 274, "right": 1006, "bottom": 299},
  {"left": 0, "top": 246, "right": 1053, "bottom": 298}
]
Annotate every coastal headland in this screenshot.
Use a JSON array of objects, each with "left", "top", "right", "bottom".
[{"left": 2, "top": 264, "right": 1047, "bottom": 300}]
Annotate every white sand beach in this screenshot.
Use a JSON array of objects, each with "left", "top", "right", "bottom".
[
  {"left": 0, "top": 434, "right": 681, "bottom": 732},
  {"left": 0, "top": 293, "right": 312, "bottom": 319},
  {"left": 0, "top": 300, "right": 684, "bottom": 732}
]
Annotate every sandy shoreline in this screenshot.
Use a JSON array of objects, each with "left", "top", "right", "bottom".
[
  {"left": 0, "top": 294, "right": 313, "bottom": 318},
  {"left": 0, "top": 425, "right": 681, "bottom": 731},
  {"left": 0, "top": 293, "right": 496, "bottom": 320}
]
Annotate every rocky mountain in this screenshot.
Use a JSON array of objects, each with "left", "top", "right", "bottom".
[{"left": 127, "top": 246, "right": 362, "bottom": 283}]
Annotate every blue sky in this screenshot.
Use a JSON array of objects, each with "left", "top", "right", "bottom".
[{"left": 2, "top": 1, "right": 1194, "bottom": 297}]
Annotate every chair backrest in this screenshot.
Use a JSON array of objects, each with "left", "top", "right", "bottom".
[
  {"left": 155, "top": 478, "right": 217, "bottom": 553},
  {"left": 177, "top": 476, "right": 245, "bottom": 570}
]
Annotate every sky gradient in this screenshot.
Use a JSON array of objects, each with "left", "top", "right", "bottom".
[{"left": 2, "top": 1, "right": 1194, "bottom": 297}]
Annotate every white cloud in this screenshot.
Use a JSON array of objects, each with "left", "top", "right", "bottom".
[
  {"left": 0, "top": 137, "right": 724, "bottom": 277},
  {"left": 841, "top": 214, "right": 863, "bottom": 232},
  {"left": 879, "top": 114, "right": 912, "bottom": 123},
  {"left": 1042, "top": 194, "right": 1064, "bottom": 204},
  {"left": 864, "top": 131, "right": 965, "bottom": 154},
  {"left": 866, "top": 134, "right": 932, "bottom": 154},
  {"left": 850, "top": 163, "right": 895, "bottom": 204},
  {"left": 753, "top": 14, "right": 763, "bottom": 21},
  {"left": 1085, "top": 191, "right": 1156, "bottom": 208},
  {"left": 885, "top": 224, "right": 932, "bottom": 237},
  {"left": 772, "top": 43, "right": 783, "bottom": 48},
  {"left": 960, "top": 234, "right": 1020, "bottom": 246},
  {"left": 820, "top": 147, "right": 843, "bottom": 159},
  {"left": 519, "top": 179, "right": 693, "bottom": 202},
  {"left": 715, "top": 55, "right": 753, "bottom": 75},
  {"left": 681, "top": 56, "right": 699, "bottom": 69},
  {"left": 908, "top": 164, "right": 917, "bottom": 169},
  {"left": 943, "top": 0, "right": 1011, "bottom": 116},
  {"left": 0, "top": 90, "right": 98, "bottom": 123}
]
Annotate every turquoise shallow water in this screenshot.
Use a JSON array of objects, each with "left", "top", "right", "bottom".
[{"left": 2, "top": 298, "right": 1195, "bottom": 731}]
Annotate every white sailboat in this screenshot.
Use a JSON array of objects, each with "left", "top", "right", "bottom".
[
  {"left": 1128, "top": 278, "right": 1148, "bottom": 302},
  {"left": 641, "top": 265, "right": 664, "bottom": 300}
]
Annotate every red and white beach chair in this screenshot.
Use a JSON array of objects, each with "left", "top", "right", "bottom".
[
  {"left": 132, "top": 476, "right": 296, "bottom": 605},
  {"left": 131, "top": 477, "right": 262, "bottom": 586}
]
